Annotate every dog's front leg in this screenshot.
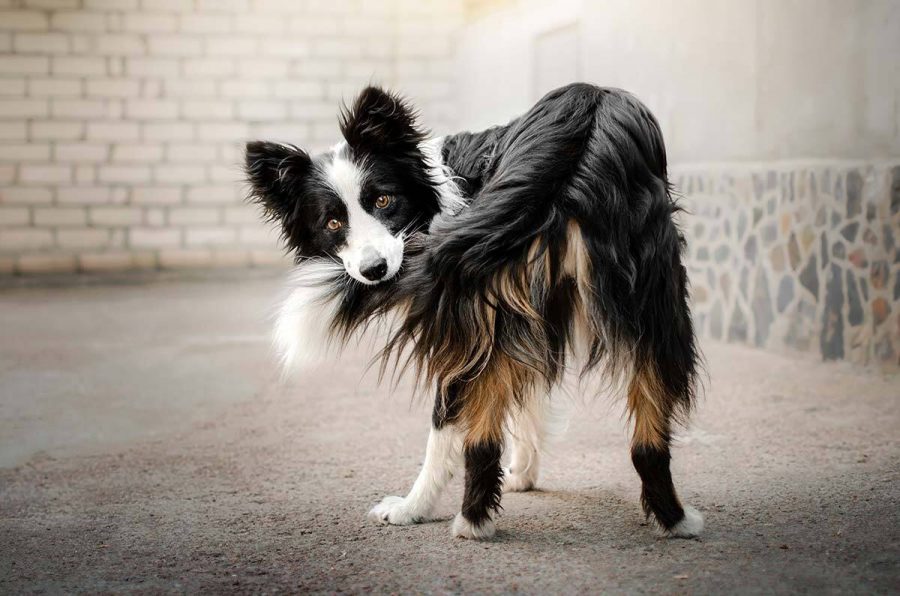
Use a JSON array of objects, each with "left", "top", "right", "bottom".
[{"left": 368, "top": 399, "right": 462, "bottom": 525}]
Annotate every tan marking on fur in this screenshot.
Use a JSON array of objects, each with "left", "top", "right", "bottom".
[
  {"left": 627, "top": 365, "right": 670, "bottom": 450},
  {"left": 458, "top": 352, "right": 536, "bottom": 446}
]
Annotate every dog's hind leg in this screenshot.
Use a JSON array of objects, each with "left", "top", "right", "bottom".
[
  {"left": 627, "top": 363, "right": 702, "bottom": 537},
  {"left": 502, "top": 394, "right": 549, "bottom": 492},
  {"left": 368, "top": 393, "right": 463, "bottom": 525}
]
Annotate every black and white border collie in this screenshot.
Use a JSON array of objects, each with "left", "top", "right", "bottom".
[{"left": 245, "top": 83, "right": 703, "bottom": 540}]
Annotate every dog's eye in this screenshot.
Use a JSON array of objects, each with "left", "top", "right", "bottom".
[
  {"left": 374, "top": 195, "right": 393, "bottom": 209},
  {"left": 326, "top": 219, "right": 342, "bottom": 231}
]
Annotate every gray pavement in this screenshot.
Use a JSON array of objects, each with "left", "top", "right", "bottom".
[{"left": 1, "top": 274, "right": 898, "bottom": 594}]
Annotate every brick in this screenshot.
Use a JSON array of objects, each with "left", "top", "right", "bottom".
[
  {"left": 183, "top": 58, "right": 234, "bottom": 78},
  {"left": 0, "top": 78, "right": 25, "bottom": 96},
  {"left": 0, "top": 99, "right": 50, "bottom": 118},
  {"left": 0, "top": 187, "right": 53, "bottom": 203},
  {"left": 291, "top": 58, "right": 343, "bottom": 79},
  {"left": 20, "top": 164, "right": 72, "bottom": 184},
  {"left": 57, "top": 187, "right": 112, "bottom": 204},
  {"left": 87, "top": 121, "right": 140, "bottom": 141},
  {"left": 312, "top": 39, "right": 362, "bottom": 58},
  {"left": 123, "top": 12, "right": 177, "bottom": 33},
  {"left": 169, "top": 207, "right": 218, "bottom": 225},
  {"left": 159, "top": 164, "right": 206, "bottom": 183},
  {"left": 164, "top": 79, "right": 216, "bottom": 97},
  {"left": 111, "top": 143, "right": 163, "bottom": 162},
  {"left": 33, "top": 207, "right": 86, "bottom": 226},
  {"left": 98, "top": 165, "right": 151, "bottom": 183},
  {"left": 272, "top": 80, "right": 324, "bottom": 99},
  {"left": 0, "top": 227, "right": 53, "bottom": 250},
  {"left": 186, "top": 184, "right": 238, "bottom": 204},
  {"left": 131, "top": 185, "right": 181, "bottom": 205},
  {"left": 16, "top": 253, "right": 78, "bottom": 274},
  {"left": 0, "top": 11, "right": 49, "bottom": 31},
  {"left": 204, "top": 36, "right": 255, "bottom": 56},
  {"left": 287, "top": 15, "right": 340, "bottom": 36},
  {"left": 55, "top": 143, "right": 110, "bottom": 162},
  {"left": 179, "top": 14, "right": 231, "bottom": 33},
  {"left": 76, "top": 251, "right": 129, "bottom": 272},
  {"left": 250, "top": 248, "right": 289, "bottom": 267},
  {"left": 89, "top": 206, "right": 143, "bottom": 225},
  {"left": 0, "top": 256, "right": 13, "bottom": 274},
  {"left": 186, "top": 226, "right": 236, "bottom": 246},
  {"left": 0, "top": 121, "right": 27, "bottom": 140},
  {"left": 125, "top": 99, "right": 179, "bottom": 120},
  {"left": 13, "top": 32, "right": 69, "bottom": 53},
  {"left": 259, "top": 38, "right": 309, "bottom": 57},
  {"left": 0, "top": 143, "right": 51, "bottom": 161},
  {"left": 196, "top": 0, "right": 249, "bottom": 11},
  {"left": 143, "top": 121, "right": 194, "bottom": 141},
  {"left": 96, "top": 34, "right": 146, "bottom": 55},
  {"left": 52, "top": 56, "right": 106, "bottom": 75},
  {"left": 236, "top": 58, "right": 288, "bottom": 79},
  {"left": 139, "top": 0, "right": 187, "bottom": 10},
  {"left": 30, "top": 120, "right": 84, "bottom": 140},
  {"left": 50, "top": 11, "right": 108, "bottom": 32},
  {"left": 85, "top": 0, "right": 140, "bottom": 9},
  {"left": 144, "top": 207, "right": 164, "bottom": 226},
  {"left": 211, "top": 248, "right": 250, "bottom": 268},
  {"left": 158, "top": 248, "right": 213, "bottom": 268},
  {"left": 196, "top": 122, "right": 247, "bottom": 141},
  {"left": 51, "top": 99, "right": 109, "bottom": 119},
  {"left": 0, "top": 206, "right": 29, "bottom": 226},
  {"left": 181, "top": 100, "right": 233, "bottom": 120},
  {"left": 74, "top": 164, "right": 97, "bottom": 185},
  {"left": 126, "top": 57, "right": 179, "bottom": 77},
  {"left": 28, "top": 78, "right": 82, "bottom": 97},
  {"left": 147, "top": 35, "right": 202, "bottom": 56},
  {"left": 238, "top": 100, "right": 287, "bottom": 121},
  {"left": 233, "top": 14, "right": 283, "bottom": 34},
  {"left": 56, "top": 228, "right": 111, "bottom": 248},
  {"left": 220, "top": 79, "right": 269, "bottom": 98},
  {"left": 86, "top": 79, "right": 141, "bottom": 97},
  {"left": 238, "top": 224, "right": 279, "bottom": 246},
  {"left": 0, "top": 55, "right": 49, "bottom": 74},
  {"left": 249, "top": 122, "right": 310, "bottom": 143},
  {"left": 224, "top": 205, "right": 258, "bottom": 225},
  {"left": 166, "top": 143, "right": 217, "bottom": 162},
  {"left": 130, "top": 226, "right": 179, "bottom": 248}
]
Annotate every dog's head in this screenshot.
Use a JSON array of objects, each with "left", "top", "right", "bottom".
[{"left": 245, "top": 86, "right": 441, "bottom": 284}]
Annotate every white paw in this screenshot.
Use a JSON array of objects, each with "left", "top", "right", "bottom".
[
  {"left": 367, "top": 496, "right": 422, "bottom": 526},
  {"left": 667, "top": 505, "right": 704, "bottom": 538},
  {"left": 451, "top": 512, "right": 496, "bottom": 540},
  {"left": 502, "top": 467, "right": 536, "bottom": 492}
]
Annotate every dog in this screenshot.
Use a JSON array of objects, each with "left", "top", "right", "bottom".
[{"left": 245, "top": 83, "right": 703, "bottom": 540}]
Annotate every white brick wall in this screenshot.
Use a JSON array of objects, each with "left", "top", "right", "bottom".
[{"left": 0, "top": 0, "right": 463, "bottom": 274}]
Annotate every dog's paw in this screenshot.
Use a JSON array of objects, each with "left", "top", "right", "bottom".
[
  {"left": 451, "top": 512, "right": 496, "bottom": 540},
  {"left": 667, "top": 505, "right": 704, "bottom": 538},
  {"left": 502, "top": 466, "right": 536, "bottom": 492},
  {"left": 367, "top": 496, "right": 421, "bottom": 526}
]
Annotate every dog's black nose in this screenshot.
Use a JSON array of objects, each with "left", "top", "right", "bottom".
[{"left": 360, "top": 258, "right": 388, "bottom": 281}]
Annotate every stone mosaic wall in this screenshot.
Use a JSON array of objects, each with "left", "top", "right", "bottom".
[{"left": 675, "top": 162, "right": 900, "bottom": 369}]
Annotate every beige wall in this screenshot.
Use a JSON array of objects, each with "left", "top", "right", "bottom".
[
  {"left": 455, "top": 0, "right": 900, "bottom": 164},
  {"left": 0, "top": 0, "right": 461, "bottom": 274}
]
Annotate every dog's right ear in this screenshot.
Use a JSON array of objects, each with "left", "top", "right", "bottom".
[{"left": 245, "top": 141, "right": 312, "bottom": 221}]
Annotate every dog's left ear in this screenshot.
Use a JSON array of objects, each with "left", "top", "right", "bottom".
[{"left": 340, "top": 86, "right": 428, "bottom": 155}]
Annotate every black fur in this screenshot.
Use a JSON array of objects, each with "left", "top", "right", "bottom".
[
  {"left": 461, "top": 441, "right": 504, "bottom": 528},
  {"left": 246, "top": 83, "right": 700, "bottom": 536}
]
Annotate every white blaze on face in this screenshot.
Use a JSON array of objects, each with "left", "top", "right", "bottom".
[{"left": 324, "top": 154, "right": 404, "bottom": 285}]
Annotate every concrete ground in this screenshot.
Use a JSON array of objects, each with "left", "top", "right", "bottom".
[{"left": 0, "top": 273, "right": 898, "bottom": 594}]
